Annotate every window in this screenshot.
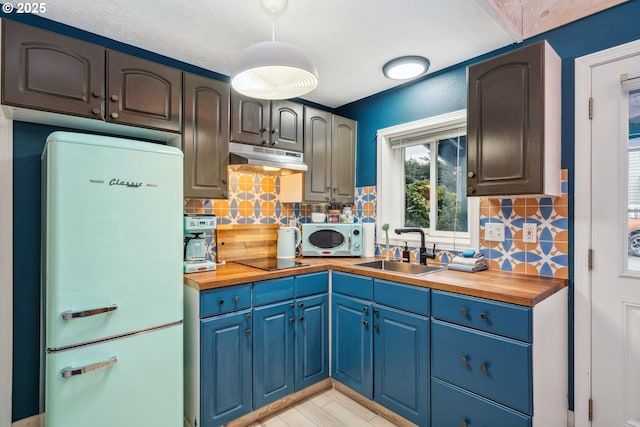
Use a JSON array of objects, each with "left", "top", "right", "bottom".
[{"left": 377, "top": 110, "right": 478, "bottom": 250}]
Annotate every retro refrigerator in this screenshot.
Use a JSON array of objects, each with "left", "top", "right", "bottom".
[{"left": 41, "top": 132, "right": 184, "bottom": 427}]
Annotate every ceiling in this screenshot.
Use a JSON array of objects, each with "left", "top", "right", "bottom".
[{"left": 23, "top": 0, "right": 626, "bottom": 108}]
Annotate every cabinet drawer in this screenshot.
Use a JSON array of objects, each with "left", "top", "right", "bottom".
[
  {"left": 431, "top": 320, "right": 532, "bottom": 414},
  {"left": 253, "top": 277, "right": 295, "bottom": 306},
  {"left": 332, "top": 271, "right": 373, "bottom": 300},
  {"left": 374, "top": 279, "right": 430, "bottom": 316},
  {"left": 432, "top": 290, "right": 531, "bottom": 341},
  {"left": 200, "top": 284, "right": 252, "bottom": 318},
  {"left": 431, "top": 378, "right": 531, "bottom": 427},
  {"left": 295, "top": 271, "right": 329, "bottom": 297}
]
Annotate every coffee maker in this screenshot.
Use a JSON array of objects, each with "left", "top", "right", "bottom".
[{"left": 184, "top": 215, "right": 217, "bottom": 273}]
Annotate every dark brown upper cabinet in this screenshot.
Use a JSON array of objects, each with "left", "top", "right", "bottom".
[
  {"left": 107, "top": 51, "right": 181, "bottom": 133},
  {"left": 466, "top": 40, "right": 561, "bottom": 197},
  {"left": 303, "top": 107, "right": 356, "bottom": 204},
  {"left": 182, "top": 73, "right": 229, "bottom": 199},
  {"left": 1, "top": 19, "right": 104, "bottom": 119},
  {"left": 230, "top": 92, "right": 303, "bottom": 152},
  {"left": 2, "top": 20, "right": 182, "bottom": 134}
]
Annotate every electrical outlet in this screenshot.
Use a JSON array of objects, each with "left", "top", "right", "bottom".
[
  {"left": 523, "top": 223, "right": 537, "bottom": 243},
  {"left": 485, "top": 223, "right": 505, "bottom": 242}
]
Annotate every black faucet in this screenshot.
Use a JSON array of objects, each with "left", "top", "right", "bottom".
[{"left": 394, "top": 228, "right": 436, "bottom": 265}]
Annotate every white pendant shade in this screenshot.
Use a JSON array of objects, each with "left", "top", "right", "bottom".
[{"left": 231, "top": 40, "right": 319, "bottom": 100}]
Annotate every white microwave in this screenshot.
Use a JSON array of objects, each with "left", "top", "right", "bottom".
[{"left": 301, "top": 223, "right": 362, "bottom": 257}]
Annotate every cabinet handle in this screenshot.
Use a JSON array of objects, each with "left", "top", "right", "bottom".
[
  {"left": 467, "top": 171, "right": 475, "bottom": 178},
  {"left": 61, "top": 356, "right": 117, "bottom": 378},
  {"left": 110, "top": 112, "right": 119, "bottom": 119},
  {"left": 110, "top": 94, "right": 119, "bottom": 102},
  {"left": 62, "top": 305, "right": 117, "bottom": 320},
  {"left": 234, "top": 296, "right": 240, "bottom": 303},
  {"left": 480, "top": 363, "right": 488, "bottom": 373},
  {"left": 299, "top": 316, "right": 305, "bottom": 322},
  {"left": 460, "top": 308, "right": 468, "bottom": 316},
  {"left": 480, "top": 312, "right": 488, "bottom": 321},
  {"left": 362, "top": 320, "right": 369, "bottom": 327},
  {"left": 218, "top": 299, "right": 225, "bottom": 305},
  {"left": 91, "top": 107, "right": 101, "bottom": 116},
  {"left": 245, "top": 329, "right": 251, "bottom": 336},
  {"left": 460, "top": 356, "right": 469, "bottom": 366},
  {"left": 362, "top": 306, "right": 368, "bottom": 313}
]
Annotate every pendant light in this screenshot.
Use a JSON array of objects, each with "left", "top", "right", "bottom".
[{"left": 231, "top": 0, "right": 318, "bottom": 100}]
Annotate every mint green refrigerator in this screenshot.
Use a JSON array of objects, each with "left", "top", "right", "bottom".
[{"left": 41, "top": 132, "right": 184, "bottom": 427}]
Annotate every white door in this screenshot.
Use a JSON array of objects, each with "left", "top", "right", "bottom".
[{"left": 591, "top": 53, "right": 640, "bottom": 426}]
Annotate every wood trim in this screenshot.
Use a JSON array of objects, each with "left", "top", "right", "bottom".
[{"left": 476, "top": 0, "right": 523, "bottom": 42}]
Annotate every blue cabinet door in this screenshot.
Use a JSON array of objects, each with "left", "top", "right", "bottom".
[
  {"left": 374, "top": 305, "right": 429, "bottom": 426},
  {"left": 200, "top": 310, "right": 252, "bottom": 427},
  {"left": 253, "top": 301, "right": 295, "bottom": 409},
  {"left": 295, "top": 293, "right": 329, "bottom": 390},
  {"left": 331, "top": 293, "right": 373, "bottom": 398}
]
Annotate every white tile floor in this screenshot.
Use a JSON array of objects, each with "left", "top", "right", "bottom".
[{"left": 248, "top": 388, "right": 400, "bottom": 427}]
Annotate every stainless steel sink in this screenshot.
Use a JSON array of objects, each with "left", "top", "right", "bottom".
[{"left": 352, "top": 260, "right": 445, "bottom": 276}]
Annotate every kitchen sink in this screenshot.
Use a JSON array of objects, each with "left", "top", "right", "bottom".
[{"left": 352, "top": 260, "right": 445, "bottom": 276}]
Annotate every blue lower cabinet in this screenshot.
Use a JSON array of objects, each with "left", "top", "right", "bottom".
[
  {"left": 374, "top": 305, "right": 429, "bottom": 426},
  {"left": 431, "top": 378, "right": 531, "bottom": 427},
  {"left": 431, "top": 319, "right": 532, "bottom": 414},
  {"left": 253, "top": 301, "right": 296, "bottom": 409},
  {"left": 200, "top": 310, "right": 253, "bottom": 427},
  {"left": 295, "top": 293, "right": 329, "bottom": 390},
  {"left": 331, "top": 293, "right": 373, "bottom": 398}
]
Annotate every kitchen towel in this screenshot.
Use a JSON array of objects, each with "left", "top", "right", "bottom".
[
  {"left": 363, "top": 222, "right": 375, "bottom": 257},
  {"left": 448, "top": 254, "right": 488, "bottom": 272}
]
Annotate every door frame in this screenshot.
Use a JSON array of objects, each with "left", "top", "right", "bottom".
[{"left": 574, "top": 38, "right": 640, "bottom": 427}]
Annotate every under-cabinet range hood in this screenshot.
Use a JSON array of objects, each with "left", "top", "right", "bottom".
[{"left": 228, "top": 142, "right": 307, "bottom": 175}]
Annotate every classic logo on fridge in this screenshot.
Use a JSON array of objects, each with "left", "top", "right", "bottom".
[{"left": 109, "top": 178, "right": 143, "bottom": 188}]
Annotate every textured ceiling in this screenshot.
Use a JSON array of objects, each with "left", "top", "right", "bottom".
[{"left": 18, "top": 0, "right": 523, "bottom": 108}]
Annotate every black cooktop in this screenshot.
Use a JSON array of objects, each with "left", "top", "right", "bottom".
[{"left": 233, "top": 257, "right": 309, "bottom": 271}]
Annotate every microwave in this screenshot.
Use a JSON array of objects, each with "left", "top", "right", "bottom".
[{"left": 301, "top": 223, "right": 362, "bottom": 257}]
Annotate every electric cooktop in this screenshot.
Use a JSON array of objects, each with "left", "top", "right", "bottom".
[{"left": 233, "top": 257, "right": 309, "bottom": 271}]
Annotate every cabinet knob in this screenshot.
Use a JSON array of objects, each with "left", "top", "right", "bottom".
[
  {"left": 467, "top": 186, "right": 475, "bottom": 194},
  {"left": 362, "top": 306, "right": 368, "bottom": 313},
  {"left": 480, "top": 363, "right": 488, "bottom": 373},
  {"left": 245, "top": 329, "right": 251, "bottom": 336},
  {"left": 272, "top": 140, "right": 278, "bottom": 146},
  {"left": 218, "top": 299, "right": 225, "bottom": 305},
  {"left": 362, "top": 320, "right": 369, "bottom": 327},
  {"left": 460, "top": 356, "right": 469, "bottom": 366},
  {"left": 461, "top": 420, "right": 469, "bottom": 427},
  {"left": 299, "top": 316, "right": 305, "bottom": 322},
  {"left": 261, "top": 140, "right": 267, "bottom": 145},
  {"left": 110, "top": 94, "right": 119, "bottom": 102},
  {"left": 260, "top": 128, "right": 267, "bottom": 134},
  {"left": 373, "top": 308, "right": 379, "bottom": 315},
  {"left": 91, "top": 108, "right": 101, "bottom": 116},
  {"left": 233, "top": 296, "right": 240, "bottom": 303},
  {"left": 110, "top": 112, "right": 119, "bottom": 119},
  {"left": 467, "top": 171, "right": 475, "bottom": 178},
  {"left": 299, "top": 303, "right": 304, "bottom": 308},
  {"left": 271, "top": 128, "right": 277, "bottom": 134},
  {"left": 480, "top": 312, "right": 488, "bottom": 321},
  {"left": 289, "top": 318, "right": 295, "bottom": 324},
  {"left": 460, "top": 307, "right": 468, "bottom": 316},
  {"left": 290, "top": 303, "right": 295, "bottom": 309},
  {"left": 373, "top": 323, "right": 379, "bottom": 330},
  {"left": 91, "top": 92, "right": 101, "bottom": 99},
  {"left": 222, "top": 178, "right": 227, "bottom": 184},
  {"left": 245, "top": 314, "right": 251, "bottom": 320}
]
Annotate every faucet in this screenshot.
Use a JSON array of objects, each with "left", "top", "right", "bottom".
[{"left": 394, "top": 228, "right": 436, "bottom": 265}]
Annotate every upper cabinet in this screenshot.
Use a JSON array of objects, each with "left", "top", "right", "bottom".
[
  {"left": 2, "top": 20, "right": 182, "bottom": 134},
  {"left": 182, "top": 73, "right": 229, "bottom": 199},
  {"left": 107, "top": 51, "right": 182, "bottom": 133},
  {"left": 466, "top": 40, "right": 561, "bottom": 197},
  {"left": 303, "top": 107, "right": 356, "bottom": 204},
  {"left": 230, "top": 92, "right": 303, "bottom": 152},
  {"left": 1, "top": 19, "right": 104, "bottom": 119}
]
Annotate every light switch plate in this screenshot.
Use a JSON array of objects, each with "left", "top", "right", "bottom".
[
  {"left": 485, "top": 223, "right": 505, "bottom": 242},
  {"left": 523, "top": 223, "right": 537, "bottom": 243}
]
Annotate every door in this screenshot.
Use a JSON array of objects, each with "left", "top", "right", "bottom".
[
  {"left": 295, "top": 293, "right": 329, "bottom": 390},
  {"left": 591, "top": 52, "right": 640, "bottom": 425},
  {"left": 304, "top": 107, "right": 332, "bottom": 202},
  {"left": 230, "top": 92, "right": 270, "bottom": 146},
  {"left": 331, "top": 293, "right": 372, "bottom": 398},
  {"left": 271, "top": 100, "right": 303, "bottom": 152},
  {"left": 253, "top": 301, "right": 295, "bottom": 409},
  {"left": 201, "top": 310, "right": 252, "bottom": 427},
  {"left": 331, "top": 115, "right": 356, "bottom": 203}
]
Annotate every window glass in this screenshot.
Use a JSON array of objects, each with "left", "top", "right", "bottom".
[
  {"left": 404, "top": 144, "right": 431, "bottom": 228},
  {"left": 436, "top": 136, "right": 468, "bottom": 232}
]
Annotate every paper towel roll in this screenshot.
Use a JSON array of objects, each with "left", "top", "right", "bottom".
[{"left": 363, "top": 223, "right": 376, "bottom": 257}]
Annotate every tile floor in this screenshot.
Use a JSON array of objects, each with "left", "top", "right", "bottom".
[{"left": 249, "top": 388, "right": 400, "bottom": 427}]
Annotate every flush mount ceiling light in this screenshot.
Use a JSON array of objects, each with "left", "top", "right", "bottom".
[
  {"left": 231, "top": 0, "right": 318, "bottom": 100},
  {"left": 383, "top": 55, "right": 430, "bottom": 80}
]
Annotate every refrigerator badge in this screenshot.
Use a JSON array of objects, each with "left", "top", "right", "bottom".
[{"left": 108, "top": 178, "right": 143, "bottom": 188}]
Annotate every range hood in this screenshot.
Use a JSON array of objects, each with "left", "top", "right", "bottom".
[{"left": 228, "top": 142, "right": 307, "bottom": 175}]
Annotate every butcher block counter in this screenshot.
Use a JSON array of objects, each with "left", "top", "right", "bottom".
[{"left": 183, "top": 257, "right": 566, "bottom": 307}]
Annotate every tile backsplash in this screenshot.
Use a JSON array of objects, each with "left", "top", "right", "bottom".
[{"left": 184, "top": 170, "right": 568, "bottom": 280}]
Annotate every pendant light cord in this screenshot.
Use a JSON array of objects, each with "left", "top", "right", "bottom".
[{"left": 271, "top": 9, "right": 276, "bottom": 41}]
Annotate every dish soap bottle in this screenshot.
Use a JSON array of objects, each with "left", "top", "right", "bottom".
[{"left": 402, "top": 242, "right": 411, "bottom": 263}]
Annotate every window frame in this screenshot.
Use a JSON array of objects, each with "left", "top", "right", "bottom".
[{"left": 376, "top": 109, "right": 479, "bottom": 251}]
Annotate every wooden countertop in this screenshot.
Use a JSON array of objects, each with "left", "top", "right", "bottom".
[{"left": 183, "top": 257, "right": 567, "bottom": 307}]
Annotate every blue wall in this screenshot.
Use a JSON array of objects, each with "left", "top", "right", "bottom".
[{"left": 8, "top": 1, "right": 640, "bottom": 421}]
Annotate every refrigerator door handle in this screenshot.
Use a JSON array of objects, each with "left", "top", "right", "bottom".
[
  {"left": 61, "top": 356, "right": 118, "bottom": 378},
  {"left": 62, "top": 304, "right": 118, "bottom": 320}
]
